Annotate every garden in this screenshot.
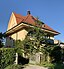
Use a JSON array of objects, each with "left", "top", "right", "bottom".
[{"left": 0, "top": 27, "right": 64, "bottom": 69}]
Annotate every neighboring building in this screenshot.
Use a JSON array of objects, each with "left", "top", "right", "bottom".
[{"left": 5, "top": 11, "right": 60, "bottom": 47}]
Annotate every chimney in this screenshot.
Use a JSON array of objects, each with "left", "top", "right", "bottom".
[{"left": 27, "top": 10, "right": 31, "bottom": 15}]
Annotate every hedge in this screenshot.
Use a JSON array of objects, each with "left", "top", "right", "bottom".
[{"left": 0, "top": 48, "right": 16, "bottom": 69}]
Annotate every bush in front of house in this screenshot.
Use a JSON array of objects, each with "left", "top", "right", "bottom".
[
  {"left": 0, "top": 48, "right": 16, "bottom": 69},
  {"left": 50, "top": 46, "right": 62, "bottom": 63}
]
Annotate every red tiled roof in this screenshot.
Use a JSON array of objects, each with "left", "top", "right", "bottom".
[
  {"left": 42, "top": 24, "right": 59, "bottom": 33},
  {"left": 14, "top": 12, "right": 37, "bottom": 26},
  {"left": 13, "top": 12, "right": 59, "bottom": 34},
  {"left": 13, "top": 12, "right": 24, "bottom": 24}
]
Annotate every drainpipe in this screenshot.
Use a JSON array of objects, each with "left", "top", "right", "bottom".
[
  {"left": 15, "top": 32, "right": 18, "bottom": 64},
  {"left": 15, "top": 53, "right": 18, "bottom": 64}
]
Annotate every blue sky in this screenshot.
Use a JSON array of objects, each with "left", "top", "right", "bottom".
[{"left": 0, "top": 0, "right": 64, "bottom": 42}]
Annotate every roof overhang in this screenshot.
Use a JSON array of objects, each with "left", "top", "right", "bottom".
[
  {"left": 5, "top": 23, "right": 30, "bottom": 36},
  {"left": 5, "top": 22, "right": 60, "bottom": 36},
  {"left": 41, "top": 28, "right": 60, "bottom": 35}
]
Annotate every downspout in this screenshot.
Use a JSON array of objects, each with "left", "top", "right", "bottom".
[{"left": 15, "top": 32, "right": 18, "bottom": 64}]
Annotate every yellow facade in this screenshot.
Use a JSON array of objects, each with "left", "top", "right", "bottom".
[{"left": 6, "top": 29, "right": 28, "bottom": 47}]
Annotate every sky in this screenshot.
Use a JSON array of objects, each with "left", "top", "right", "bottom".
[{"left": 0, "top": 0, "right": 64, "bottom": 42}]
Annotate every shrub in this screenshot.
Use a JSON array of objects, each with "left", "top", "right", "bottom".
[
  {"left": 5, "top": 64, "right": 23, "bottom": 69},
  {"left": 50, "top": 46, "right": 62, "bottom": 63},
  {"left": 0, "top": 48, "right": 16, "bottom": 69},
  {"left": 40, "top": 61, "right": 54, "bottom": 68}
]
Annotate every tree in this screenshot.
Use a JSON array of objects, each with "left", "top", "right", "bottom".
[
  {"left": 50, "top": 46, "right": 62, "bottom": 63},
  {"left": 14, "top": 26, "right": 61, "bottom": 63},
  {"left": 0, "top": 32, "right": 4, "bottom": 48},
  {"left": 14, "top": 27, "right": 46, "bottom": 58},
  {"left": 25, "top": 27, "right": 45, "bottom": 53},
  {"left": 18, "top": 26, "right": 50, "bottom": 63},
  {"left": 14, "top": 40, "right": 24, "bottom": 56},
  {"left": 21, "top": 27, "right": 62, "bottom": 63}
]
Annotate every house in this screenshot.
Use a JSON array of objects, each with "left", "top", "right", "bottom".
[
  {"left": 5, "top": 11, "right": 60, "bottom": 47},
  {"left": 5, "top": 11, "right": 60, "bottom": 64}
]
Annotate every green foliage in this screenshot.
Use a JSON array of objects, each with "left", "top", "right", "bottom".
[
  {"left": 14, "top": 27, "right": 46, "bottom": 57},
  {"left": 27, "top": 27, "right": 58, "bottom": 63},
  {"left": 5, "top": 64, "right": 22, "bottom": 69},
  {"left": 40, "top": 62, "right": 54, "bottom": 68},
  {"left": 0, "top": 32, "right": 4, "bottom": 48},
  {"left": 0, "top": 48, "right": 15, "bottom": 69},
  {"left": 0, "top": 32, "right": 4, "bottom": 39},
  {"left": 53, "top": 63, "right": 64, "bottom": 69},
  {"left": 15, "top": 27, "right": 58, "bottom": 63},
  {"left": 26, "top": 27, "right": 46, "bottom": 54},
  {"left": 14, "top": 40, "right": 24, "bottom": 56},
  {"left": 50, "top": 46, "right": 62, "bottom": 63},
  {"left": 14, "top": 26, "right": 62, "bottom": 64},
  {"left": 35, "top": 16, "right": 44, "bottom": 27}
]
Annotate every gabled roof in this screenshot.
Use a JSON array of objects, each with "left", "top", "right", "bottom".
[
  {"left": 13, "top": 11, "right": 60, "bottom": 34},
  {"left": 13, "top": 12, "right": 37, "bottom": 26}
]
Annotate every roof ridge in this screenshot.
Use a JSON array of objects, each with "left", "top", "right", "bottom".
[{"left": 23, "top": 15, "right": 30, "bottom": 22}]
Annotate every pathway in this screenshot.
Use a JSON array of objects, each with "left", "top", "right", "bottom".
[{"left": 23, "top": 64, "right": 48, "bottom": 69}]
